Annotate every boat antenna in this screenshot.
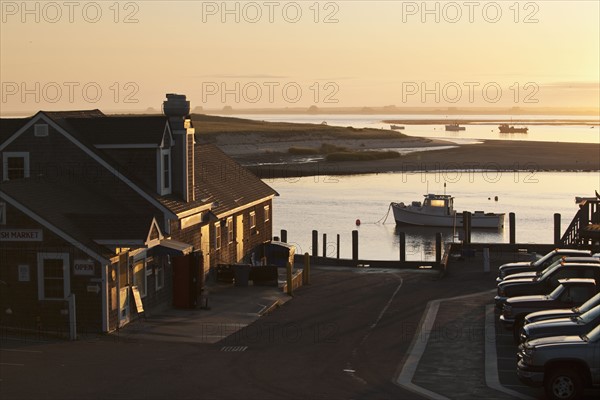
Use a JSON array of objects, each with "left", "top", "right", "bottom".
[{"left": 426, "top": 180, "right": 429, "bottom": 195}]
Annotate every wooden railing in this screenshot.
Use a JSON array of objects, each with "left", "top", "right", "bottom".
[{"left": 560, "top": 199, "right": 600, "bottom": 245}]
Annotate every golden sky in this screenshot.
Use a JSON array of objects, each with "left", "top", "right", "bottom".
[{"left": 1, "top": 0, "right": 599, "bottom": 113}]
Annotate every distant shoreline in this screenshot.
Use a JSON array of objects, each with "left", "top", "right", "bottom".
[
  {"left": 244, "top": 140, "right": 600, "bottom": 179},
  {"left": 382, "top": 119, "right": 599, "bottom": 126}
]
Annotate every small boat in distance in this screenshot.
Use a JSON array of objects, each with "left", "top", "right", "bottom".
[
  {"left": 499, "top": 124, "right": 528, "bottom": 133},
  {"left": 391, "top": 194, "right": 504, "bottom": 229},
  {"left": 390, "top": 124, "right": 405, "bottom": 130},
  {"left": 445, "top": 123, "right": 466, "bottom": 131}
]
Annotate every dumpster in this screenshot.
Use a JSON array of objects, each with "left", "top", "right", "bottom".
[
  {"left": 233, "top": 264, "right": 251, "bottom": 287},
  {"left": 261, "top": 241, "right": 296, "bottom": 268}
]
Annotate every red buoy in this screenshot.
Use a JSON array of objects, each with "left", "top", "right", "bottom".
[{"left": 356, "top": 219, "right": 361, "bottom": 226}]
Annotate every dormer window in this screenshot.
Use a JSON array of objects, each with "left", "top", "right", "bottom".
[
  {"left": 160, "top": 149, "right": 171, "bottom": 195},
  {"left": 2, "top": 152, "right": 30, "bottom": 181}
]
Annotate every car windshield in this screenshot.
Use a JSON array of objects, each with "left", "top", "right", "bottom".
[
  {"left": 538, "top": 259, "right": 563, "bottom": 276},
  {"left": 537, "top": 263, "right": 561, "bottom": 281},
  {"left": 582, "top": 324, "right": 600, "bottom": 342},
  {"left": 577, "top": 292, "right": 600, "bottom": 313},
  {"left": 579, "top": 304, "right": 600, "bottom": 323},
  {"left": 548, "top": 284, "right": 565, "bottom": 299},
  {"left": 532, "top": 251, "right": 555, "bottom": 267}
]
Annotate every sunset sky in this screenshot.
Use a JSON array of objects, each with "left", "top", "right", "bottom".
[{"left": 1, "top": 0, "right": 599, "bottom": 113}]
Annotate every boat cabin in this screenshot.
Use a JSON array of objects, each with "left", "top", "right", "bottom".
[{"left": 421, "top": 194, "right": 454, "bottom": 216}]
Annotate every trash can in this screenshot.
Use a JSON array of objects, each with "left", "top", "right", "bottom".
[{"left": 233, "top": 264, "right": 251, "bottom": 287}]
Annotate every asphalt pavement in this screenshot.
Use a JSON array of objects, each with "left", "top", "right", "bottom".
[{"left": 3, "top": 251, "right": 595, "bottom": 399}]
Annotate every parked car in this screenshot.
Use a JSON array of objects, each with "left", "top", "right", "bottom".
[
  {"left": 495, "top": 263, "right": 600, "bottom": 308},
  {"left": 520, "top": 303, "right": 600, "bottom": 344},
  {"left": 517, "top": 323, "right": 600, "bottom": 400},
  {"left": 498, "top": 256, "right": 600, "bottom": 283},
  {"left": 499, "top": 278, "right": 599, "bottom": 341},
  {"left": 497, "top": 248, "right": 592, "bottom": 281},
  {"left": 523, "top": 292, "right": 600, "bottom": 325}
]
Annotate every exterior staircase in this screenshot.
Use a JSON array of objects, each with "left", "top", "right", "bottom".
[{"left": 560, "top": 194, "right": 600, "bottom": 246}]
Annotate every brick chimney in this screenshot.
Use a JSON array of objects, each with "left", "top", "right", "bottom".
[{"left": 163, "top": 94, "right": 195, "bottom": 202}]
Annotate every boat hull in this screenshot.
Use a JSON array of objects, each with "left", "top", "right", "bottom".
[{"left": 391, "top": 203, "right": 504, "bottom": 229}]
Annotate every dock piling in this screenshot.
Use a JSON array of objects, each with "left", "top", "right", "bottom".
[
  {"left": 399, "top": 232, "right": 406, "bottom": 262},
  {"left": 435, "top": 233, "right": 442, "bottom": 264},
  {"left": 323, "top": 233, "right": 327, "bottom": 258},
  {"left": 336, "top": 234, "right": 340, "bottom": 259},
  {"left": 509, "top": 213, "right": 516, "bottom": 244},
  {"left": 312, "top": 230, "right": 318, "bottom": 258},
  {"left": 554, "top": 213, "right": 561, "bottom": 245},
  {"left": 280, "top": 229, "right": 287, "bottom": 243},
  {"left": 352, "top": 230, "right": 359, "bottom": 261}
]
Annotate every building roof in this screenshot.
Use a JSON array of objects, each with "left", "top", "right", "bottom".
[
  {"left": 61, "top": 115, "right": 168, "bottom": 146},
  {"left": 155, "top": 144, "right": 278, "bottom": 215},
  {"left": 1, "top": 110, "right": 277, "bottom": 219},
  {"left": 0, "top": 118, "right": 30, "bottom": 143},
  {"left": 0, "top": 177, "right": 162, "bottom": 260}
]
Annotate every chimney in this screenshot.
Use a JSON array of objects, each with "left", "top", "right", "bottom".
[{"left": 163, "top": 94, "right": 195, "bottom": 202}]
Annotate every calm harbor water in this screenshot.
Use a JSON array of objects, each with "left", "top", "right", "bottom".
[
  {"left": 230, "top": 113, "right": 600, "bottom": 144},
  {"left": 267, "top": 171, "right": 599, "bottom": 261}
]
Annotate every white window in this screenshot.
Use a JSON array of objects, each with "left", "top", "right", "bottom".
[
  {"left": 37, "top": 253, "right": 70, "bottom": 300},
  {"left": 133, "top": 259, "right": 147, "bottom": 298},
  {"left": 250, "top": 211, "right": 256, "bottom": 229},
  {"left": 2, "top": 152, "right": 30, "bottom": 181},
  {"left": 160, "top": 149, "right": 171, "bottom": 195},
  {"left": 215, "top": 223, "right": 222, "bottom": 250},
  {"left": 155, "top": 263, "right": 164, "bottom": 291},
  {"left": 226, "top": 217, "right": 234, "bottom": 244},
  {"left": 34, "top": 124, "right": 49, "bottom": 137},
  {"left": 264, "top": 205, "right": 270, "bottom": 222},
  {"left": 0, "top": 202, "right": 5, "bottom": 225}
]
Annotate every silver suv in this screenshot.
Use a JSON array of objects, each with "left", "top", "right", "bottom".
[{"left": 517, "top": 324, "right": 600, "bottom": 400}]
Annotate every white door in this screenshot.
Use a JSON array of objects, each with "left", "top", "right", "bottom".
[
  {"left": 236, "top": 214, "right": 244, "bottom": 262},
  {"left": 200, "top": 224, "right": 210, "bottom": 274}
]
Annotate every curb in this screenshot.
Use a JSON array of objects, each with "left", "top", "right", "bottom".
[{"left": 258, "top": 299, "right": 282, "bottom": 316}]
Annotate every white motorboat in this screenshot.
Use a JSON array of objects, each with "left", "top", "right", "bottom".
[{"left": 391, "top": 194, "right": 504, "bottom": 229}]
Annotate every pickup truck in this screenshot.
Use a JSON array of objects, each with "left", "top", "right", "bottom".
[
  {"left": 495, "top": 263, "right": 600, "bottom": 308},
  {"left": 517, "top": 323, "right": 600, "bottom": 400},
  {"left": 497, "top": 248, "right": 592, "bottom": 281},
  {"left": 499, "top": 278, "right": 599, "bottom": 341},
  {"left": 523, "top": 292, "right": 600, "bottom": 325},
  {"left": 499, "top": 256, "right": 600, "bottom": 283},
  {"left": 520, "top": 304, "right": 600, "bottom": 344}
]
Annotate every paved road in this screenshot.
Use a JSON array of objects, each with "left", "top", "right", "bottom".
[{"left": 0, "top": 268, "right": 454, "bottom": 400}]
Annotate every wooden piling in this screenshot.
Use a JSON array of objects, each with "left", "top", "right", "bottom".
[
  {"left": 312, "top": 230, "right": 318, "bottom": 258},
  {"left": 286, "top": 262, "right": 293, "bottom": 296},
  {"left": 323, "top": 233, "right": 327, "bottom": 258},
  {"left": 336, "top": 234, "right": 340, "bottom": 259},
  {"left": 509, "top": 213, "right": 516, "bottom": 244},
  {"left": 435, "top": 233, "right": 442, "bottom": 264},
  {"left": 462, "top": 211, "right": 470, "bottom": 244},
  {"left": 399, "top": 232, "right": 406, "bottom": 262},
  {"left": 554, "top": 213, "right": 561, "bottom": 245},
  {"left": 352, "top": 230, "right": 359, "bottom": 261},
  {"left": 303, "top": 252, "right": 310, "bottom": 285},
  {"left": 280, "top": 229, "right": 287, "bottom": 243}
]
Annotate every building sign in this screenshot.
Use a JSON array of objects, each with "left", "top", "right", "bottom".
[
  {"left": 0, "top": 229, "right": 43, "bottom": 241},
  {"left": 74, "top": 259, "right": 95, "bottom": 276}
]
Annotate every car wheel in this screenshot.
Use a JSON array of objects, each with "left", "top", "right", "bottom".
[{"left": 544, "top": 368, "right": 583, "bottom": 400}]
